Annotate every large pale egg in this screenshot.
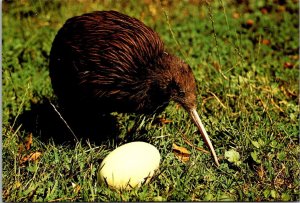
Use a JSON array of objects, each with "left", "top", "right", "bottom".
[{"left": 97, "top": 141, "right": 160, "bottom": 190}]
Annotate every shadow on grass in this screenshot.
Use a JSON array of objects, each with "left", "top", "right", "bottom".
[{"left": 10, "top": 98, "right": 120, "bottom": 145}]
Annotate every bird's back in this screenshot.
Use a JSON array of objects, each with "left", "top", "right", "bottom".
[{"left": 49, "top": 11, "right": 166, "bottom": 114}]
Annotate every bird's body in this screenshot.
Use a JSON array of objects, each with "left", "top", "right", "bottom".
[
  {"left": 50, "top": 11, "right": 195, "bottom": 114},
  {"left": 49, "top": 10, "right": 219, "bottom": 166}
]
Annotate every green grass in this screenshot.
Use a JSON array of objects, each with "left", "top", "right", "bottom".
[{"left": 2, "top": 0, "right": 299, "bottom": 201}]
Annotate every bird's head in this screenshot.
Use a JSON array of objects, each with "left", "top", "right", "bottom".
[
  {"left": 168, "top": 58, "right": 197, "bottom": 111},
  {"left": 159, "top": 54, "right": 220, "bottom": 166}
]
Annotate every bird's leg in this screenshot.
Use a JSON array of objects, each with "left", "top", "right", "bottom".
[
  {"left": 125, "top": 114, "right": 142, "bottom": 142},
  {"left": 126, "top": 114, "right": 152, "bottom": 142}
]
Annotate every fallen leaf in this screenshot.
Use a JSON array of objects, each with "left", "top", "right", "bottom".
[
  {"left": 257, "top": 164, "right": 265, "bottom": 180},
  {"left": 14, "top": 181, "right": 22, "bottom": 189},
  {"left": 173, "top": 143, "right": 190, "bottom": 154},
  {"left": 260, "top": 8, "right": 268, "bottom": 14},
  {"left": 274, "top": 178, "right": 285, "bottom": 188},
  {"left": 71, "top": 182, "right": 81, "bottom": 193},
  {"left": 20, "top": 151, "right": 42, "bottom": 164},
  {"left": 18, "top": 133, "right": 33, "bottom": 154},
  {"left": 261, "top": 39, "right": 271, "bottom": 45},
  {"left": 277, "top": 5, "right": 286, "bottom": 12},
  {"left": 212, "top": 61, "right": 221, "bottom": 71},
  {"left": 172, "top": 143, "right": 191, "bottom": 163},
  {"left": 232, "top": 12, "right": 240, "bottom": 19},
  {"left": 18, "top": 144, "right": 25, "bottom": 155},
  {"left": 284, "top": 62, "right": 294, "bottom": 69},
  {"left": 291, "top": 55, "right": 299, "bottom": 60},
  {"left": 149, "top": 4, "right": 157, "bottom": 16},
  {"left": 25, "top": 133, "right": 33, "bottom": 150},
  {"left": 158, "top": 118, "right": 173, "bottom": 124},
  {"left": 246, "top": 19, "right": 254, "bottom": 26},
  {"left": 180, "top": 134, "right": 209, "bottom": 154}
]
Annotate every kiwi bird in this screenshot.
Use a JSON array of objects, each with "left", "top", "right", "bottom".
[{"left": 49, "top": 10, "right": 220, "bottom": 166}]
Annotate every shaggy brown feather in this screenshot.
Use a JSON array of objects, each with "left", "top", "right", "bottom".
[{"left": 49, "top": 10, "right": 196, "bottom": 114}]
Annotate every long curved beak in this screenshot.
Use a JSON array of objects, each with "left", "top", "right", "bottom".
[{"left": 189, "top": 108, "right": 220, "bottom": 166}]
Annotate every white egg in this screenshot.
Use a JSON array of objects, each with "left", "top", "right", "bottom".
[{"left": 98, "top": 141, "right": 160, "bottom": 190}]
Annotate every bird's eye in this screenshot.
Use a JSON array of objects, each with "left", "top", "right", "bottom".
[{"left": 178, "top": 90, "right": 185, "bottom": 97}]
